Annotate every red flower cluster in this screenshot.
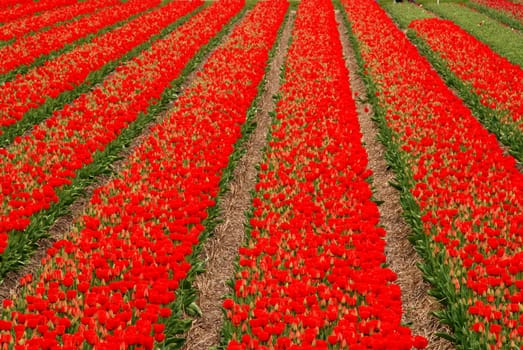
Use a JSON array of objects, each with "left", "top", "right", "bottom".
[
  {"left": 224, "top": 0, "right": 426, "bottom": 349},
  {"left": 0, "top": 0, "right": 120, "bottom": 41},
  {"left": 0, "top": 0, "right": 238, "bottom": 255},
  {"left": 0, "top": 0, "right": 77, "bottom": 23},
  {"left": 0, "top": 0, "right": 35, "bottom": 12},
  {"left": 0, "top": 0, "right": 161, "bottom": 76},
  {"left": 0, "top": 0, "right": 200, "bottom": 132},
  {"left": 0, "top": 0, "right": 289, "bottom": 347},
  {"left": 470, "top": 0, "right": 523, "bottom": 21},
  {"left": 342, "top": 0, "right": 523, "bottom": 347},
  {"left": 409, "top": 18, "right": 523, "bottom": 131}
]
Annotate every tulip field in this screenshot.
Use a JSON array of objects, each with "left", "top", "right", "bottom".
[{"left": 0, "top": 0, "right": 522, "bottom": 348}]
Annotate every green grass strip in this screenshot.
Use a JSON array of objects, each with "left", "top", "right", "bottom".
[
  {"left": 466, "top": 1, "right": 523, "bottom": 31},
  {"left": 383, "top": 4, "right": 523, "bottom": 163},
  {"left": 379, "top": 0, "right": 436, "bottom": 27},
  {"left": 419, "top": 1, "right": 523, "bottom": 66}
]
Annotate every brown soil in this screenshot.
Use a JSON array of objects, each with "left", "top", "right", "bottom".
[
  {"left": 335, "top": 11, "right": 454, "bottom": 350},
  {"left": 180, "top": 12, "right": 295, "bottom": 350}
]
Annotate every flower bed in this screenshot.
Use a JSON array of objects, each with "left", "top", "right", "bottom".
[
  {"left": 223, "top": 0, "right": 426, "bottom": 348},
  {"left": 0, "top": 0, "right": 161, "bottom": 76},
  {"left": 408, "top": 17, "right": 523, "bottom": 159},
  {"left": 0, "top": 0, "right": 201, "bottom": 144},
  {"left": 0, "top": 0, "right": 35, "bottom": 12},
  {"left": 470, "top": 0, "right": 523, "bottom": 22},
  {"left": 0, "top": 0, "right": 77, "bottom": 23},
  {"left": 340, "top": 0, "right": 523, "bottom": 347},
  {"left": 0, "top": 0, "right": 289, "bottom": 347},
  {"left": 0, "top": 0, "right": 241, "bottom": 273},
  {"left": 419, "top": 2, "right": 523, "bottom": 64},
  {"left": 0, "top": 0, "right": 120, "bottom": 41}
]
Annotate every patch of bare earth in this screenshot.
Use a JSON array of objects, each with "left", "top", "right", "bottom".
[
  {"left": 0, "top": 11, "right": 243, "bottom": 308},
  {"left": 335, "top": 11, "right": 454, "bottom": 350},
  {"left": 180, "top": 12, "right": 295, "bottom": 350}
]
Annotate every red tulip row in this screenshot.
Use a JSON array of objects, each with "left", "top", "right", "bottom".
[
  {"left": 0, "top": 0, "right": 120, "bottom": 41},
  {"left": 0, "top": 0, "right": 161, "bottom": 76},
  {"left": 0, "top": 0, "right": 240, "bottom": 257},
  {"left": 0, "top": 0, "right": 77, "bottom": 23},
  {"left": 341, "top": 0, "right": 523, "bottom": 347},
  {"left": 408, "top": 18, "right": 523, "bottom": 151},
  {"left": 0, "top": 0, "right": 200, "bottom": 136},
  {"left": 0, "top": 0, "right": 35, "bottom": 12},
  {"left": 224, "top": 0, "right": 425, "bottom": 349},
  {"left": 0, "top": 1, "right": 289, "bottom": 348},
  {"left": 470, "top": 0, "right": 523, "bottom": 21}
]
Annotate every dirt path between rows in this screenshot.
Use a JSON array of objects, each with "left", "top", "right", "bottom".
[
  {"left": 335, "top": 10, "right": 454, "bottom": 350},
  {"left": 0, "top": 7, "right": 248, "bottom": 309},
  {"left": 180, "top": 11, "right": 295, "bottom": 350}
]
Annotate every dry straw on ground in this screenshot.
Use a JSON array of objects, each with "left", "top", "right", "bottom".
[{"left": 181, "top": 11, "right": 295, "bottom": 350}]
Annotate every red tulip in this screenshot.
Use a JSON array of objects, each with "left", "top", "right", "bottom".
[
  {"left": 341, "top": 0, "right": 523, "bottom": 347},
  {"left": 224, "top": 0, "right": 419, "bottom": 348}
]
